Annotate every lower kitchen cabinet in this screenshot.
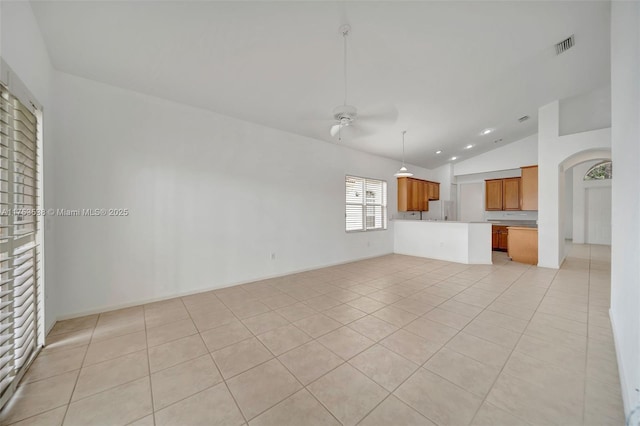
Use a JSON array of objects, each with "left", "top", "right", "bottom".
[
  {"left": 491, "top": 225, "right": 509, "bottom": 251},
  {"left": 507, "top": 227, "right": 538, "bottom": 265}
]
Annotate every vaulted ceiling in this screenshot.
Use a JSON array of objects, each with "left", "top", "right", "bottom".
[{"left": 31, "top": 1, "right": 611, "bottom": 168}]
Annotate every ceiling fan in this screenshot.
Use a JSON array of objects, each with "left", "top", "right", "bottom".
[{"left": 328, "top": 25, "right": 397, "bottom": 141}]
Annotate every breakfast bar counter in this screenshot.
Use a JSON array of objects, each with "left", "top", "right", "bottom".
[{"left": 393, "top": 220, "right": 492, "bottom": 264}]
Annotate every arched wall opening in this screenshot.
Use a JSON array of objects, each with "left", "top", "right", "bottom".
[{"left": 559, "top": 149, "right": 612, "bottom": 259}]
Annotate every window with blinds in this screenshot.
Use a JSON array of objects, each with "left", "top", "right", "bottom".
[
  {"left": 0, "top": 84, "right": 43, "bottom": 408},
  {"left": 345, "top": 175, "right": 387, "bottom": 232}
]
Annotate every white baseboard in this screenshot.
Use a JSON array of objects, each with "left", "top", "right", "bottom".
[{"left": 53, "top": 251, "right": 394, "bottom": 322}]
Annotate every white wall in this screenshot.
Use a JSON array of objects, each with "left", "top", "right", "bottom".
[
  {"left": 453, "top": 134, "right": 538, "bottom": 177},
  {"left": 564, "top": 167, "right": 573, "bottom": 239},
  {"left": 537, "top": 99, "right": 611, "bottom": 268},
  {"left": 0, "top": 1, "right": 57, "bottom": 332},
  {"left": 458, "top": 183, "right": 484, "bottom": 223},
  {"left": 51, "top": 71, "right": 434, "bottom": 318},
  {"left": 432, "top": 163, "right": 453, "bottom": 202},
  {"left": 559, "top": 85, "right": 611, "bottom": 136},
  {"left": 610, "top": 1, "right": 640, "bottom": 416}
]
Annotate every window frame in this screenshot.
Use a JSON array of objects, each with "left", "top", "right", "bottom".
[{"left": 345, "top": 175, "right": 388, "bottom": 233}]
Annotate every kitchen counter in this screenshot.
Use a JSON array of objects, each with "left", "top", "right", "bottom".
[
  {"left": 488, "top": 220, "right": 537, "bottom": 228},
  {"left": 394, "top": 220, "right": 492, "bottom": 264}
]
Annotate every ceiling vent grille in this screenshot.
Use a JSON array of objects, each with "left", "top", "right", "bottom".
[
  {"left": 555, "top": 35, "right": 575, "bottom": 55},
  {"left": 518, "top": 115, "right": 530, "bottom": 123}
]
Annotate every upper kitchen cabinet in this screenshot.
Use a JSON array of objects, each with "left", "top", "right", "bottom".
[
  {"left": 397, "top": 177, "right": 439, "bottom": 212},
  {"left": 502, "top": 177, "right": 521, "bottom": 210},
  {"left": 521, "top": 165, "right": 538, "bottom": 211},
  {"left": 485, "top": 177, "right": 521, "bottom": 210},
  {"left": 485, "top": 179, "right": 503, "bottom": 210},
  {"left": 427, "top": 181, "right": 440, "bottom": 200}
]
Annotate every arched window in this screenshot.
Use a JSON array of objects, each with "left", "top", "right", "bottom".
[{"left": 584, "top": 161, "right": 612, "bottom": 181}]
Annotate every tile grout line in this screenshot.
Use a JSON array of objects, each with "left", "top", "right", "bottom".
[
  {"left": 344, "top": 256, "right": 522, "bottom": 424},
  {"left": 59, "top": 314, "right": 99, "bottom": 426},
  {"left": 11, "top": 252, "right": 619, "bottom": 425},
  {"left": 221, "top": 289, "right": 348, "bottom": 425},
  {"left": 213, "top": 289, "right": 299, "bottom": 424},
  {"left": 358, "top": 257, "right": 533, "bottom": 426},
  {"left": 467, "top": 261, "right": 563, "bottom": 425},
  {"left": 23, "top": 259, "right": 481, "bottom": 424},
  {"left": 142, "top": 306, "right": 157, "bottom": 426},
  {"left": 184, "top": 295, "right": 250, "bottom": 425}
]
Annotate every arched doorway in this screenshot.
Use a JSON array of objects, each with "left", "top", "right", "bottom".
[{"left": 558, "top": 149, "right": 611, "bottom": 260}]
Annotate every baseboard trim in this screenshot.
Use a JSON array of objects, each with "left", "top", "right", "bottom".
[{"left": 54, "top": 251, "right": 394, "bottom": 322}]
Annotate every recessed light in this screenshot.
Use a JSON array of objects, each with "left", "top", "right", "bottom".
[
  {"left": 464, "top": 144, "right": 474, "bottom": 149},
  {"left": 451, "top": 156, "right": 457, "bottom": 161},
  {"left": 435, "top": 150, "right": 442, "bottom": 154},
  {"left": 480, "top": 128, "right": 494, "bottom": 135}
]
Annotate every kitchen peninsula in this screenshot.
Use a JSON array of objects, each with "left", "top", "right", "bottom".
[{"left": 394, "top": 220, "right": 492, "bottom": 264}]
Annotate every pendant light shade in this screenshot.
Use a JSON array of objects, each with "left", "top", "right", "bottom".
[{"left": 394, "top": 130, "right": 413, "bottom": 177}]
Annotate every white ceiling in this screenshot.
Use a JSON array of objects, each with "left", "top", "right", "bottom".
[{"left": 31, "top": 1, "right": 611, "bottom": 169}]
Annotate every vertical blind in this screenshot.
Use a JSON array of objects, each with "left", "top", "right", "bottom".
[
  {"left": 0, "top": 84, "right": 42, "bottom": 408},
  {"left": 345, "top": 175, "right": 387, "bottom": 232}
]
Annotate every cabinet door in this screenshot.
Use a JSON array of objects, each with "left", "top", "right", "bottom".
[
  {"left": 485, "top": 180, "right": 503, "bottom": 210},
  {"left": 491, "top": 227, "right": 500, "bottom": 250},
  {"left": 521, "top": 166, "right": 538, "bottom": 211},
  {"left": 421, "top": 181, "right": 429, "bottom": 211},
  {"left": 397, "top": 177, "right": 409, "bottom": 212},
  {"left": 426, "top": 182, "right": 439, "bottom": 200},
  {"left": 409, "top": 179, "right": 421, "bottom": 211},
  {"left": 503, "top": 178, "right": 521, "bottom": 210},
  {"left": 498, "top": 228, "right": 509, "bottom": 250}
]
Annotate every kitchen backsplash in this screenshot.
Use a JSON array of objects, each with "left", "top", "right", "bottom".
[{"left": 484, "top": 210, "right": 538, "bottom": 222}]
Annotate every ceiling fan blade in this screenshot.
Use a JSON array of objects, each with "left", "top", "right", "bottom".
[
  {"left": 330, "top": 124, "right": 342, "bottom": 137},
  {"left": 358, "top": 103, "right": 399, "bottom": 124}
]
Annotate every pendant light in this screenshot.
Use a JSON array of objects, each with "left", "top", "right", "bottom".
[{"left": 394, "top": 130, "right": 413, "bottom": 177}]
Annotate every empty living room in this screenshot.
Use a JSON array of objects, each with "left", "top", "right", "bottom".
[{"left": 0, "top": 1, "right": 638, "bottom": 425}]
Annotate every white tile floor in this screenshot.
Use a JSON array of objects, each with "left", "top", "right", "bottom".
[{"left": 0, "top": 244, "right": 624, "bottom": 425}]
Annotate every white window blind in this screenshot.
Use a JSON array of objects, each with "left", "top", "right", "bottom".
[
  {"left": 345, "top": 175, "right": 387, "bottom": 232},
  {"left": 0, "top": 84, "right": 43, "bottom": 409}
]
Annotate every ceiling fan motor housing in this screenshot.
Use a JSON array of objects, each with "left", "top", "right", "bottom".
[{"left": 333, "top": 105, "right": 357, "bottom": 124}]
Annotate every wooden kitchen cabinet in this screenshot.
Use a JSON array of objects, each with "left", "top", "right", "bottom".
[
  {"left": 521, "top": 165, "right": 538, "bottom": 211},
  {"left": 492, "top": 225, "right": 509, "bottom": 251},
  {"left": 503, "top": 178, "right": 521, "bottom": 210},
  {"left": 421, "top": 181, "right": 430, "bottom": 210},
  {"left": 485, "top": 179, "right": 503, "bottom": 211},
  {"left": 486, "top": 177, "right": 521, "bottom": 211},
  {"left": 409, "top": 179, "right": 421, "bottom": 211},
  {"left": 427, "top": 181, "right": 440, "bottom": 200},
  {"left": 397, "top": 177, "right": 439, "bottom": 212},
  {"left": 508, "top": 227, "right": 538, "bottom": 265}
]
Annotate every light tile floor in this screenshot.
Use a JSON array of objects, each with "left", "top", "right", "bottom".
[{"left": 0, "top": 244, "right": 624, "bottom": 425}]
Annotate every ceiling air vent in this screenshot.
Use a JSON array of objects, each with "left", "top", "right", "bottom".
[
  {"left": 555, "top": 35, "right": 575, "bottom": 55},
  {"left": 518, "top": 115, "right": 530, "bottom": 123}
]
